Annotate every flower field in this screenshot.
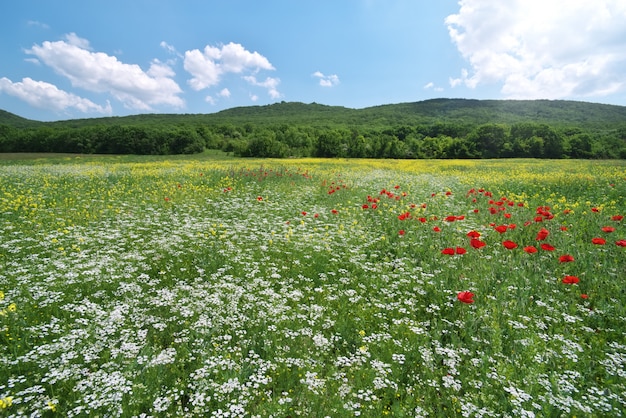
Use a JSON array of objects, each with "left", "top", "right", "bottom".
[{"left": 0, "top": 156, "right": 625, "bottom": 417}]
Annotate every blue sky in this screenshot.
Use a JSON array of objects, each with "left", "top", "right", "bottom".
[{"left": 1, "top": 0, "right": 625, "bottom": 121}]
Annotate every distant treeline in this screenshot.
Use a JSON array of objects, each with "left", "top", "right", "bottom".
[{"left": 1, "top": 121, "right": 624, "bottom": 159}]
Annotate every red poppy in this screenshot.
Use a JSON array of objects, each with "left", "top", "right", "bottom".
[
  {"left": 495, "top": 225, "right": 508, "bottom": 234},
  {"left": 616, "top": 240, "right": 626, "bottom": 247},
  {"left": 611, "top": 215, "right": 624, "bottom": 221},
  {"left": 441, "top": 248, "right": 455, "bottom": 255},
  {"left": 559, "top": 254, "right": 575, "bottom": 263},
  {"left": 502, "top": 240, "right": 518, "bottom": 249},
  {"left": 580, "top": 294, "right": 589, "bottom": 299},
  {"left": 398, "top": 230, "right": 405, "bottom": 236},
  {"left": 536, "top": 228, "right": 550, "bottom": 241},
  {"left": 455, "top": 247, "right": 467, "bottom": 255},
  {"left": 523, "top": 246, "right": 538, "bottom": 253},
  {"left": 508, "top": 224, "right": 517, "bottom": 230},
  {"left": 362, "top": 204, "right": 369, "bottom": 209},
  {"left": 398, "top": 212, "right": 411, "bottom": 221},
  {"left": 591, "top": 207, "right": 600, "bottom": 212},
  {"left": 467, "top": 230, "right": 481, "bottom": 238},
  {"left": 445, "top": 215, "right": 457, "bottom": 222},
  {"left": 257, "top": 196, "right": 263, "bottom": 201},
  {"left": 457, "top": 291, "right": 475, "bottom": 304},
  {"left": 418, "top": 217, "right": 427, "bottom": 223},
  {"left": 470, "top": 238, "right": 486, "bottom": 249},
  {"left": 301, "top": 211, "right": 307, "bottom": 216},
  {"left": 601, "top": 226, "right": 616, "bottom": 233},
  {"left": 562, "top": 275, "right": 580, "bottom": 284},
  {"left": 591, "top": 237, "right": 606, "bottom": 245},
  {"left": 433, "top": 226, "right": 441, "bottom": 232},
  {"left": 540, "top": 243, "right": 556, "bottom": 251},
  {"left": 331, "top": 209, "right": 338, "bottom": 215},
  {"left": 445, "top": 191, "right": 452, "bottom": 196},
  {"left": 314, "top": 213, "right": 319, "bottom": 218},
  {"left": 560, "top": 226, "right": 568, "bottom": 231}
]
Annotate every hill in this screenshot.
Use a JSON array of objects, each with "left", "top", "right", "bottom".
[
  {"left": 2, "top": 98, "right": 626, "bottom": 129},
  {"left": 1, "top": 99, "right": 625, "bottom": 159}
]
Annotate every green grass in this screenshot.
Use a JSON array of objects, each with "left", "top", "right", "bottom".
[{"left": 0, "top": 156, "right": 625, "bottom": 417}]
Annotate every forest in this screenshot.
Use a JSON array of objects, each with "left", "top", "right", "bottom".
[{"left": 1, "top": 99, "right": 625, "bottom": 159}]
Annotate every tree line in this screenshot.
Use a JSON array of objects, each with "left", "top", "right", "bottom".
[{"left": 0, "top": 120, "right": 625, "bottom": 159}]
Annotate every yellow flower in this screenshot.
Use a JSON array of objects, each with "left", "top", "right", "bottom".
[
  {"left": 0, "top": 291, "right": 4, "bottom": 301},
  {"left": 8, "top": 303, "right": 16, "bottom": 312},
  {"left": 47, "top": 401, "right": 57, "bottom": 412},
  {"left": 0, "top": 396, "right": 13, "bottom": 409}
]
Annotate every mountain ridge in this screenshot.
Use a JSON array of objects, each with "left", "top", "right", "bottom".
[{"left": 2, "top": 98, "right": 626, "bottom": 129}]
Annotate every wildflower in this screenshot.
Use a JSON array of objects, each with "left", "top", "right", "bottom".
[
  {"left": 7, "top": 303, "right": 16, "bottom": 312},
  {"left": 441, "top": 248, "right": 456, "bottom": 255},
  {"left": 331, "top": 209, "right": 338, "bottom": 215},
  {"left": 455, "top": 247, "right": 467, "bottom": 255},
  {"left": 540, "top": 243, "right": 556, "bottom": 251},
  {"left": 591, "top": 207, "right": 600, "bottom": 212},
  {"left": 581, "top": 294, "right": 589, "bottom": 299},
  {"left": 467, "top": 230, "right": 481, "bottom": 238},
  {"left": 433, "top": 226, "right": 441, "bottom": 232},
  {"left": 591, "top": 237, "right": 606, "bottom": 245},
  {"left": 0, "top": 290, "right": 4, "bottom": 300},
  {"left": 502, "top": 240, "right": 518, "bottom": 250},
  {"left": 601, "top": 226, "right": 616, "bottom": 233},
  {"left": 611, "top": 215, "right": 623, "bottom": 221},
  {"left": 257, "top": 196, "right": 263, "bottom": 201},
  {"left": 536, "top": 228, "right": 550, "bottom": 241},
  {"left": 616, "top": 239, "right": 626, "bottom": 247},
  {"left": 562, "top": 275, "right": 580, "bottom": 284},
  {"left": 457, "top": 291, "right": 475, "bottom": 304},
  {"left": 0, "top": 396, "right": 13, "bottom": 409},
  {"left": 362, "top": 204, "right": 369, "bottom": 210},
  {"left": 559, "top": 254, "right": 575, "bottom": 263},
  {"left": 494, "top": 225, "right": 508, "bottom": 234},
  {"left": 398, "top": 230, "right": 405, "bottom": 236},
  {"left": 523, "top": 246, "right": 538, "bottom": 253},
  {"left": 301, "top": 211, "right": 307, "bottom": 216},
  {"left": 470, "top": 238, "right": 486, "bottom": 249}
]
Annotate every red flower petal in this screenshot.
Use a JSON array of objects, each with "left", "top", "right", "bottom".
[
  {"left": 503, "top": 240, "right": 518, "bottom": 249},
  {"left": 562, "top": 275, "right": 580, "bottom": 284},
  {"left": 457, "top": 291, "right": 475, "bottom": 304}
]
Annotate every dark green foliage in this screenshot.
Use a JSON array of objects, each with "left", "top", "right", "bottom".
[{"left": 1, "top": 99, "right": 625, "bottom": 158}]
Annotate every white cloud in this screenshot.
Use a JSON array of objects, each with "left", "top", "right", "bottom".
[
  {"left": 313, "top": 71, "right": 340, "bottom": 87},
  {"left": 26, "top": 35, "right": 184, "bottom": 110},
  {"left": 243, "top": 75, "right": 281, "bottom": 99},
  {"left": 446, "top": 0, "right": 626, "bottom": 99},
  {"left": 218, "top": 88, "right": 231, "bottom": 98},
  {"left": 184, "top": 42, "right": 276, "bottom": 93},
  {"left": 0, "top": 77, "right": 112, "bottom": 114},
  {"left": 424, "top": 82, "right": 443, "bottom": 92},
  {"left": 27, "top": 20, "right": 49, "bottom": 29}
]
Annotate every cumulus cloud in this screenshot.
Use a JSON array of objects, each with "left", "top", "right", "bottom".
[
  {"left": 0, "top": 77, "right": 112, "bottom": 114},
  {"left": 312, "top": 71, "right": 340, "bottom": 87},
  {"left": 184, "top": 42, "right": 276, "bottom": 97},
  {"left": 446, "top": 0, "right": 626, "bottom": 99},
  {"left": 243, "top": 75, "right": 281, "bottom": 99},
  {"left": 26, "top": 34, "right": 184, "bottom": 110}
]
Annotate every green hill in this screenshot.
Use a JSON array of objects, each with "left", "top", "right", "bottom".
[
  {"left": 2, "top": 98, "right": 626, "bottom": 129},
  {"left": 1, "top": 99, "right": 625, "bottom": 159}
]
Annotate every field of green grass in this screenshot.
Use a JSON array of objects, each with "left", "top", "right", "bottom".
[{"left": 1, "top": 155, "right": 625, "bottom": 417}]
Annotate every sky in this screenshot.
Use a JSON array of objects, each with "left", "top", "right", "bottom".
[{"left": 1, "top": 0, "right": 626, "bottom": 122}]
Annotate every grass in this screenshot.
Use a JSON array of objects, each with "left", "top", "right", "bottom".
[{"left": 0, "top": 155, "right": 625, "bottom": 417}]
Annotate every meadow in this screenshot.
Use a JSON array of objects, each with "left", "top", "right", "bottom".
[{"left": 0, "top": 155, "right": 625, "bottom": 417}]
